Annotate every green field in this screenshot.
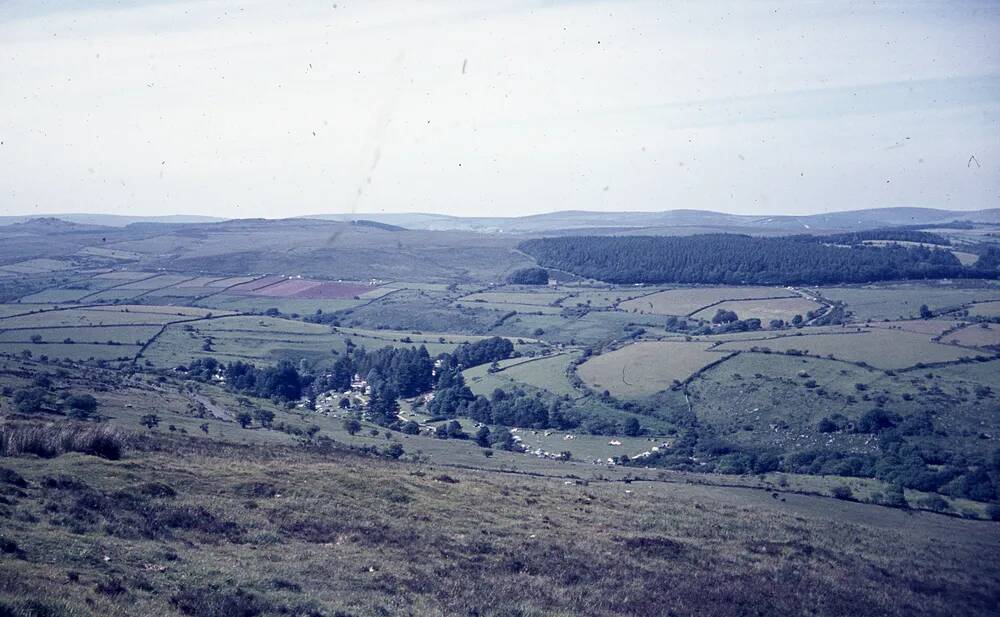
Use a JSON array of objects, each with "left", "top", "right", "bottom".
[
  {"left": 619, "top": 286, "right": 797, "bottom": 316},
  {"left": 715, "top": 328, "right": 985, "bottom": 369},
  {"left": 577, "top": 341, "right": 726, "bottom": 398},
  {"left": 942, "top": 323, "right": 1000, "bottom": 348},
  {"left": 464, "top": 351, "right": 583, "bottom": 399},
  {"left": 689, "top": 296, "right": 822, "bottom": 323},
  {"left": 818, "top": 284, "right": 1000, "bottom": 321},
  {"left": 966, "top": 300, "right": 1000, "bottom": 318}
]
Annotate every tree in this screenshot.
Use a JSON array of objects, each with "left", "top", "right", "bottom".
[
  {"left": 475, "top": 426, "right": 491, "bottom": 447},
  {"left": 919, "top": 304, "right": 933, "bottom": 319},
  {"left": 253, "top": 409, "right": 275, "bottom": 428},
  {"left": 622, "top": 417, "right": 642, "bottom": 437},
  {"left": 13, "top": 388, "right": 47, "bottom": 414},
  {"left": 368, "top": 383, "right": 400, "bottom": 425},
  {"left": 65, "top": 394, "right": 98, "bottom": 420},
  {"left": 446, "top": 420, "right": 468, "bottom": 439},
  {"left": 343, "top": 417, "right": 361, "bottom": 435},
  {"left": 140, "top": 414, "right": 160, "bottom": 429},
  {"left": 401, "top": 420, "right": 420, "bottom": 435},
  {"left": 30, "top": 334, "right": 43, "bottom": 344},
  {"left": 384, "top": 443, "right": 404, "bottom": 459},
  {"left": 199, "top": 422, "right": 210, "bottom": 434},
  {"left": 831, "top": 485, "right": 853, "bottom": 500},
  {"left": 712, "top": 309, "right": 739, "bottom": 324},
  {"left": 236, "top": 412, "right": 253, "bottom": 429}
]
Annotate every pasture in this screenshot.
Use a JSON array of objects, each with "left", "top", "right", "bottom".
[
  {"left": 941, "top": 323, "right": 1000, "bottom": 348},
  {"left": 619, "top": 286, "right": 796, "bottom": 316},
  {"left": 868, "top": 319, "right": 963, "bottom": 336},
  {"left": 463, "top": 351, "right": 583, "bottom": 399},
  {"left": 458, "top": 290, "right": 568, "bottom": 306},
  {"left": 0, "top": 258, "right": 75, "bottom": 274},
  {"left": 140, "top": 315, "right": 501, "bottom": 367},
  {"left": 559, "top": 286, "right": 669, "bottom": 309},
  {"left": 966, "top": 300, "right": 1000, "bottom": 318},
  {"left": 714, "top": 328, "right": 984, "bottom": 370},
  {"left": 818, "top": 284, "right": 1000, "bottom": 321},
  {"left": 690, "top": 296, "right": 822, "bottom": 324},
  {"left": 0, "top": 325, "right": 161, "bottom": 345},
  {"left": 577, "top": 340, "right": 726, "bottom": 398},
  {"left": 0, "top": 341, "right": 140, "bottom": 361}
]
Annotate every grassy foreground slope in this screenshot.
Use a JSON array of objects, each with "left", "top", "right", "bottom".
[{"left": 1, "top": 433, "right": 998, "bottom": 617}]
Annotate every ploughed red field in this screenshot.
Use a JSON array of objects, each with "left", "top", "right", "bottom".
[{"left": 229, "top": 277, "right": 373, "bottom": 299}]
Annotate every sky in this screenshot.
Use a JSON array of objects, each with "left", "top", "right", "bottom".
[{"left": 0, "top": 0, "right": 998, "bottom": 219}]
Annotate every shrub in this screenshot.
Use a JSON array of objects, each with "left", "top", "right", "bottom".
[
  {"left": 65, "top": 394, "right": 99, "bottom": 420},
  {"left": 915, "top": 494, "right": 950, "bottom": 512},
  {"left": 13, "top": 388, "right": 48, "bottom": 414},
  {"left": 343, "top": 418, "right": 361, "bottom": 435},
  {"left": 383, "top": 443, "right": 404, "bottom": 459},
  {"left": 831, "top": 485, "right": 854, "bottom": 500}
]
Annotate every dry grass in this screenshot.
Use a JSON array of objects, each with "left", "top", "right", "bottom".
[
  {"left": 0, "top": 422, "right": 125, "bottom": 460},
  {"left": 0, "top": 435, "right": 997, "bottom": 617}
]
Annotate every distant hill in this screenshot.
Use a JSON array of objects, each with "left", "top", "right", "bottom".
[
  {"left": 2, "top": 207, "right": 998, "bottom": 234},
  {"left": 304, "top": 207, "right": 1000, "bottom": 234},
  {"left": 0, "top": 213, "right": 225, "bottom": 227}
]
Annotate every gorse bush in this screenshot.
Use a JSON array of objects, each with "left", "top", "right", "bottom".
[{"left": 0, "top": 423, "right": 125, "bottom": 460}]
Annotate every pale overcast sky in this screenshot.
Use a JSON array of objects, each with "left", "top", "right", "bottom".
[{"left": 1, "top": 0, "right": 998, "bottom": 218}]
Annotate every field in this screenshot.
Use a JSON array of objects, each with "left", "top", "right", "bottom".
[
  {"left": 619, "top": 286, "right": 796, "bottom": 316},
  {"left": 577, "top": 341, "right": 725, "bottom": 397},
  {"left": 559, "top": 286, "right": 668, "bottom": 309},
  {"left": 236, "top": 278, "right": 376, "bottom": 299},
  {"left": 867, "top": 319, "right": 963, "bottom": 336},
  {"left": 818, "top": 284, "right": 1000, "bottom": 321},
  {"left": 861, "top": 240, "right": 980, "bottom": 266},
  {"left": 464, "top": 351, "right": 583, "bottom": 399},
  {"left": 714, "top": 328, "right": 981, "bottom": 370},
  {"left": 689, "top": 296, "right": 822, "bottom": 323},
  {"left": 941, "top": 323, "right": 1000, "bottom": 348},
  {"left": 966, "top": 300, "right": 1000, "bottom": 318},
  {"left": 458, "top": 290, "right": 568, "bottom": 306}
]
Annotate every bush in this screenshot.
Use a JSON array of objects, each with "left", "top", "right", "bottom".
[
  {"left": 383, "top": 443, "right": 404, "bottom": 459},
  {"left": 0, "top": 423, "right": 124, "bottom": 460},
  {"left": 65, "top": 394, "right": 98, "bottom": 420},
  {"left": 915, "top": 494, "right": 950, "bottom": 512},
  {"left": 831, "top": 485, "right": 854, "bottom": 500},
  {"left": 13, "top": 388, "right": 47, "bottom": 414}
]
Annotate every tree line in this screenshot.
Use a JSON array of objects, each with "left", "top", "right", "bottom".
[{"left": 519, "top": 233, "right": 997, "bottom": 285}]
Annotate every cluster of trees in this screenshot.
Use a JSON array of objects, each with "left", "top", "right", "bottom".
[
  {"left": 798, "top": 229, "right": 950, "bottom": 246},
  {"left": 317, "top": 346, "right": 436, "bottom": 398},
  {"left": 506, "top": 267, "right": 549, "bottom": 285},
  {"left": 520, "top": 234, "right": 997, "bottom": 285},
  {"left": 624, "top": 413, "right": 1000, "bottom": 505},
  {"left": 7, "top": 376, "right": 100, "bottom": 420},
  {"left": 427, "top": 361, "right": 576, "bottom": 429},
  {"left": 185, "top": 358, "right": 304, "bottom": 401}
]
